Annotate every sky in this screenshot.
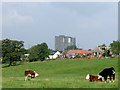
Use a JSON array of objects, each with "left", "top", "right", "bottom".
[{"left": 2, "top": 2, "right": 118, "bottom": 50}]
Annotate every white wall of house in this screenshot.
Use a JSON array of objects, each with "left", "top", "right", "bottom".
[
  {"left": 24, "top": 54, "right": 30, "bottom": 57},
  {"left": 49, "top": 51, "right": 61, "bottom": 59}
]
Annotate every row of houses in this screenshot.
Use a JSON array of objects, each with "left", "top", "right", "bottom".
[{"left": 47, "top": 46, "right": 112, "bottom": 60}]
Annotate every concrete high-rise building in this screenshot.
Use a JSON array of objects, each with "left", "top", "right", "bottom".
[{"left": 55, "top": 35, "right": 76, "bottom": 51}]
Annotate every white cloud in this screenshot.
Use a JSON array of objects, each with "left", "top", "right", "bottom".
[
  {"left": 3, "top": 9, "right": 34, "bottom": 27},
  {"left": 2, "top": 2, "right": 118, "bottom": 49}
]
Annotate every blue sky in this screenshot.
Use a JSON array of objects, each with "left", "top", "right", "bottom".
[{"left": 2, "top": 2, "right": 118, "bottom": 50}]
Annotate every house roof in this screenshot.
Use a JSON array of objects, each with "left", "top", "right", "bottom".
[
  {"left": 93, "top": 47, "right": 99, "bottom": 52},
  {"left": 67, "top": 50, "right": 93, "bottom": 54},
  {"left": 93, "top": 46, "right": 111, "bottom": 52},
  {"left": 50, "top": 50, "right": 60, "bottom": 55}
]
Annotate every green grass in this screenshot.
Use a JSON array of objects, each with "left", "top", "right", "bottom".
[
  {"left": 0, "top": 65, "right": 2, "bottom": 89},
  {"left": 2, "top": 58, "right": 118, "bottom": 88}
]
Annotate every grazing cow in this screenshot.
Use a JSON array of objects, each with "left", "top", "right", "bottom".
[
  {"left": 86, "top": 74, "right": 102, "bottom": 82},
  {"left": 25, "top": 70, "right": 39, "bottom": 81},
  {"left": 98, "top": 67, "right": 115, "bottom": 83}
]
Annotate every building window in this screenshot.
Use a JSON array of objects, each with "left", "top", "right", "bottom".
[
  {"left": 99, "top": 52, "right": 101, "bottom": 55},
  {"left": 101, "top": 47, "right": 105, "bottom": 51},
  {"left": 63, "top": 38, "right": 65, "bottom": 43},
  {"left": 68, "top": 38, "right": 71, "bottom": 43},
  {"left": 94, "top": 52, "right": 97, "bottom": 55}
]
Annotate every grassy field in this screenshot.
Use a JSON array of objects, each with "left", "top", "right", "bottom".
[
  {"left": 2, "top": 58, "right": 118, "bottom": 88},
  {"left": 0, "top": 65, "right": 2, "bottom": 90}
]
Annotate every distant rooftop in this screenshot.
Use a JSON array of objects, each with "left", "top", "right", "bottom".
[
  {"left": 67, "top": 50, "right": 93, "bottom": 54},
  {"left": 50, "top": 50, "right": 58, "bottom": 55}
]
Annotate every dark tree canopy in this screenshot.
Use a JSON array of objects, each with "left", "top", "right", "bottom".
[
  {"left": 28, "top": 42, "right": 51, "bottom": 61},
  {"left": 110, "top": 40, "right": 120, "bottom": 55},
  {"left": 102, "top": 49, "right": 110, "bottom": 57},
  {"left": 38, "top": 43, "right": 51, "bottom": 60},
  {"left": 98, "top": 44, "right": 106, "bottom": 47},
  {"left": 2, "top": 39, "right": 26, "bottom": 66},
  {"left": 0, "top": 40, "right": 2, "bottom": 58},
  {"left": 88, "top": 49, "right": 92, "bottom": 51},
  {"left": 64, "top": 45, "right": 82, "bottom": 51}
]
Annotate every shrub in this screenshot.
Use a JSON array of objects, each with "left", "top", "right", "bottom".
[
  {"left": 75, "top": 54, "right": 81, "bottom": 58},
  {"left": 82, "top": 55, "right": 87, "bottom": 58}
]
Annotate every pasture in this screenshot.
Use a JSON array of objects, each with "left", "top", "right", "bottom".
[{"left": 2, "top": 58, "right": 118, "bottom": 88}]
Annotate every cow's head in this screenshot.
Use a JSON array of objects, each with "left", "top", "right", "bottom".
[
  {"left": 34, "top": 71, "right": 39, "bottom": 77},
  {"left": 112, "top": 70, "right": 115, "bottom": 74},
  {"left": 98, "top": 74, "right": 102, "bottom": 79},
  {"left": 86, "top": 74, "right": 89, "bottom": 80}
]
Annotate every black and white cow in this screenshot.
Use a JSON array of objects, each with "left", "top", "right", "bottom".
[{"left": 98, "top": 67, "right": 115, "bottom": 83}]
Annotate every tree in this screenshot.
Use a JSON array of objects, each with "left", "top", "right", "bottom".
[
  {"left": 74, "top": 54, "right": 81, "bottom": 58},
  {"left": 98, "top": 44, "right": 106, "bottom": 47},
  {"left": 28, "top": 42, "right": 51, "bottom": 61},
  {"left": 102, "top": 53, "right": 106, "bottom": 57},
  {"left": 82, "top": 55, "right": 87, "bottom": 58},
  {"left": 28, "top": 45, "right": 39, "bottom": 61},
  {"left": 102, "top": 49, "right": 110, "bottom": 57},
  {"left": 110, "top": 40, "right": 120, "bottom": 55},
  {"left": 0, "top": 40, "right": 2, "bottom": 58},
  {"left": 38, "top": 43, "right": 51, "bottom": 61},
  {"left": 64, "top": 45, "right": 82, "bottom": 50},
  {"left": 2, "top": 39, "right": 26, "bottom": 66},
  {"left": 88, "top": 49, "right": 92, "bottom": 51}
]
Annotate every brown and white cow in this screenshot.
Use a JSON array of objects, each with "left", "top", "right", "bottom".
[
  {"left": 25, "top": 70, "right": 39, "bottom": 81},
  {"left": 86, "top": 74, "right": 102, "bottom": 82}
]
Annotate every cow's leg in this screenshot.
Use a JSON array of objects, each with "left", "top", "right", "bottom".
[
  {"left": 113, "top": 74, "right": 115, "bottom": 83},
  {"left": 31, "top": 75, "right": 35, "bottom": 80},
  {"left": 25, "top": 75, "right": 28, "bottom": 81},
  {"left": 104, "top": 76, "right": 107, "bottom": 83},
  {"left": 109, "top": 75, "right": 112, "bottom": 83}
]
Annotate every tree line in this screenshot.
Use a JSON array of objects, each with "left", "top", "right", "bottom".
[
  {"left": 1, "top": 38, "right": 120, "bottom": 66},
  {"left": 1, "top": 39, "right": 51, "bottom": 66}
]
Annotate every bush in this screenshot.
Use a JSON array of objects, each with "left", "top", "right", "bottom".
[
  {"left": 82, "top": 55, "right": 87, "bottom": 58},
  {"left": 56, "top": 55, "right": 61, "bottom": 59},
  {"left": 75, "top": 54, "right": 81, "bottom": 58},
  {"left": 102, "top": 53, "right": 105, "bottom": 57}
]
